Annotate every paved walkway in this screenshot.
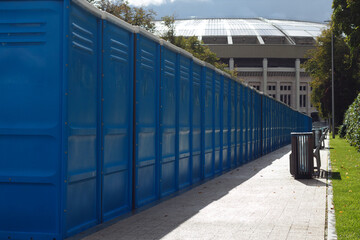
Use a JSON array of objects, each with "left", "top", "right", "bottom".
[{"left": 71, "top": 141, "right": 329, "bottom": 240}]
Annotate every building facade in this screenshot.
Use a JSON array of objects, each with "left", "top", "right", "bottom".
[{"left": 155, "top": 18, "right": 326, "bottom": 118}]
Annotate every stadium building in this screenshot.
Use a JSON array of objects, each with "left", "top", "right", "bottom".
[{"left": 155, "top": 18, "right": 326, "bottom": 119}]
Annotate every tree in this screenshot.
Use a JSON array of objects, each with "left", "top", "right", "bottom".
[
  {"left": 160, "top": 15, "right": 237, "bottom": 77},
  {"left": 303, "top": 28, "right": 360, "bottom": 126},
  {"left": 332, "top": 0, "right": 360, "bottom": 57},
  {"left": 87, "top": 0, "right": 156, "bottom": 32}
]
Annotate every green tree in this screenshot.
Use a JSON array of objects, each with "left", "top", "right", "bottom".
[
  {"left": 303, "top": 28, "right": 360, "bottom": 125},
  {"left": 87, "top": 0, "right": 156, "bottom": 32},
  {"left": 332, "top": 0, "right": 360, "bottom": 57},
  {"left": 160, "top": 15, "right": 237, "bottom": 77}
]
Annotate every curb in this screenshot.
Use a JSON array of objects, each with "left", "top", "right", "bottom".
[{"left": 326, "top": 137, "right": 337, "bottom": 240}]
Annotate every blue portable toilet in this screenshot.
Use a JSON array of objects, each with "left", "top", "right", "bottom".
[
  {"left": 0, "top": 0, "right": 313, "bottom": 239},
  {"left": 0, "top": 0, "right": 135, "bottom": 239}
]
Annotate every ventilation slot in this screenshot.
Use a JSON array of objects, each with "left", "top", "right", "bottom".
[
  {"left": 0, "top": 22, "right": 46, "bottom": 46},
  {"left": 71, "top": 22, "right": 94, "bottom": 54},
  {"left": 110, "top": 39, "right": 128, "bottom": 63}
]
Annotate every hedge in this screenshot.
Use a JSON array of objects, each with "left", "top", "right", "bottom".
[{"left": 342, "top": 93, "right": 360, "bottom": 150}]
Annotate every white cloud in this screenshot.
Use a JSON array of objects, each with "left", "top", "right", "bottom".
[
  {"left": 126, "top": 0, "right": 169, "bottom": 7},
  {"left": 127, "top": 0, "right": 206, "bottom": 7}
]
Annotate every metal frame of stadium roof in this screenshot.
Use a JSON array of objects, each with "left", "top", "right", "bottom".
[{"left": 154, "top": 18, "right": 327, "bottom": 45}]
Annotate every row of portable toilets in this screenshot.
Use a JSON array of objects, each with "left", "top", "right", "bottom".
[{"left": 0, "top": 0, "right": 312, "bottom": 239}]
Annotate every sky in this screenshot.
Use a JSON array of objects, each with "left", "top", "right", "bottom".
[{"left": 126, "top": 0, "right": 333, "bottom": 23}]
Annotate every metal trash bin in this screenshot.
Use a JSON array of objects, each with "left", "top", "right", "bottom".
[{"left": 290, "top": 132, "right": 314, "bottom": 179}]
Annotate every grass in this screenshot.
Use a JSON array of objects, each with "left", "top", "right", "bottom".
[{"left": 330, "top": 136, "right": 360, "bottom": 240}]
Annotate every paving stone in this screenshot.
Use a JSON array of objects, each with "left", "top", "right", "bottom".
[{"left": 73, "top": 141, "right": 329, "bottom": 240}]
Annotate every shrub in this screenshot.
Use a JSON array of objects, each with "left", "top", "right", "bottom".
[
  {"left": 343, "top": 93, "right": 360, "bottom": 150},
  {"left": 338, "top": 124, "right": 347, "bottom": 138}
]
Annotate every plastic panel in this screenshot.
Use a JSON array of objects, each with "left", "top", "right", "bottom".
[
  {"left": 160, "top": 46, "right": 177, "bottom": 197},
  {"left": 134, "top": 33, "right": 159, "bottom": 208},
  {"left": 236, "top": 83, "right": 242, "bottom": 165},
  {"left": 214, "top": 73, "right": 222, "bottom": 174},
  {"left": 66, "top": 3, "right": 99, "bottom": 236},
  {"left": 178, "top": 55, "right": 192, "bottom": 189},
  {"left": 230, "top": 81, "right": 236, "bottom": 168},
  {"left": 222, "top": 78, "right": 230, "bottom": 170},
  {"left": 247, "top": 89, "right": 252, "bottom": 161},
  {"left": 242, "top": 86, "right": 248, "bottom": 163},
  {"left": 203, "top": 68, "right": 214, "bottom": 179},
  {"left": 192, "top": 63, "right": 202, "bottom": 183},
  {"left": 0, "top": 1, "right": 62, "bottom": 239},
  {"left": 101, "top": 20, "right": 133, "bottom": 221}
]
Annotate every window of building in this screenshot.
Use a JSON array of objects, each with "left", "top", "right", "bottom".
[
  {"left": 300, "top": 86, "right": 307, "bottom": 91},
  {"left": 300, "top": 94, "right": 307, "bottom": 108},
  {"left": 268, "top": 58, "right": 297, "bottom": 67},
  {"left": 288, "top": 95, "right": 291, "bottom": 106},
  {"left": 267, "top": 85, "right": 276, "bottom": 91},
  {"left": 234, "top": 58, "right": 263, "bottom": 68},
  {"left": 280, "top": 94, "right": 291, "bottom": 106},
  {"left": 280, "top": 84, "right": 291, "bottom": 92}
]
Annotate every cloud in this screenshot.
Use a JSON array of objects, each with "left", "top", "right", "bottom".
[
  {"left": 127, "top": 0, "right": 175, "bottom": 7},
  {"left": 149, "top": 0, "right": 331, "bottom": 22},
  {"left": 127, "top": 0, "right": 208, "bottom": 7}
]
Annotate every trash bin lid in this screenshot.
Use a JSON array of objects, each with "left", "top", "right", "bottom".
[{"left": 291, "top": 132, "right": 313, "bottom": 136}]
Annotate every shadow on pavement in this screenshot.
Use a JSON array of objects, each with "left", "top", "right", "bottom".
[
  {"left": 68, "top": 146, "right": 291, "bottom": 240},
  {"left": 296, "top": 178, "right": 327, "bottom": 187}
]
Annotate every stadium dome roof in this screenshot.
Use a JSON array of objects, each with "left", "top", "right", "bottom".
[{"left": 154, "top": 18, "right": 327, "bottom": 45}]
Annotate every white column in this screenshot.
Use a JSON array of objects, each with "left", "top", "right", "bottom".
[
  {"left": 229, "top": 58, "right": 234, "bottom": 70},
  {"left": 295, "top": 59, "right": 300, "bottom": 110},
  {"left": 307, "top": 82, "right": 311, "bottom": 115},
  {"left": 263, "top": 58, "right": 268, "bottom": 94}
]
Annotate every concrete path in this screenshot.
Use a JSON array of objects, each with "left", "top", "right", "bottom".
[{"left": 71, "top": 142, "right": 329, "bottom": 240}]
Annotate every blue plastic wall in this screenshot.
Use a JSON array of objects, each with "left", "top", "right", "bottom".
[
  {"left": 101, "top": 19, "right": 133, "bottom": 222},
  {"left": 214, "top": 73, "right": 221, "bottom": 174},
  {"left": 192, "top": 63, "right": 202, "bottom": 183},
  {"left": 178, "top": 55, "right": 192, "bottom": 189},
  {"left": 222, "top": 77, "right": 230, "bottom": 170},
  {"left": 0, "top": 1, "right": 312, "bottom": 239},
  {"left": 0, "top": 1, "right": 62, "bottom": 239},
  {"left": 134, "top": 34, "right": 159, "bottom": 208},
  {"left": 159, "top": 46, "right": 177, "bottom": 198}
]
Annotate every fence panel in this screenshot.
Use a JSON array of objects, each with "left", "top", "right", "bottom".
[
  {"left": 230, "top": 81, "right": 237, "bottom": 168},
  {"left": 222, "top": 77, "right": 230, "bottom": 170},
  {"left": 214, "top": 72, "right": 222, "bottom": 174},
  {"left": 236, "top": 82, "right": 243, "bottom": 165},
  {"left": 134, "top": 33, "right": 160, "bottom": 208},
  {"left": 192, "top": 62, "right": 202, "bottom": 183},
  {"left": 178, "top": 54, "right": 192, "bottom": 189},
  {"left": 66, "top": 4, "right": 100, "bottom": 235},
  {"left": 203, "top": 67, "right": 215, "bottom": 179},
  {"left": 159, "top": 46, "right": 177, "bottom": 197},
  {"left": 101, "top": 19, "right": 133, "bottom": 222}
]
